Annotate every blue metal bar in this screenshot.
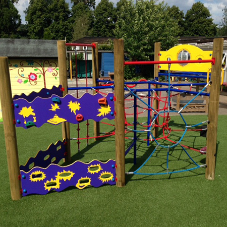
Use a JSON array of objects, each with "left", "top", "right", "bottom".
[
  {"left": 97, "top": 79, "right": 207, "bottom": 87},
  {"left": 125, "top": 140, "right": 136, "bottom": 156},
  {"left": 134, "top": 93, "right": 137, "bottom": 165},
  {"left": 147, "top": 83, "right": 151, "bottom": 146},
  {"left": 68, "top": 86, "right": 209, "bottom": 96},
  {"left": 159, "top": 73, "right": 208, "bottom": 79},
  {"left": 173, "top": 71, "right": 209, "bottom": 76},
  {"left": 126, "top": 88, "right": 209, "bottom": 96},
  {"left": 68, "top": 85, "right": 114, "bottom": 90}
]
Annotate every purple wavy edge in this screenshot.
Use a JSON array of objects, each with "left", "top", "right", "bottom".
[
  {"left": 13, "top": 85, "right": 63, "bottom": 102},
  {"left": 20, "top": 140, "right": 66, "bottom": 172}
]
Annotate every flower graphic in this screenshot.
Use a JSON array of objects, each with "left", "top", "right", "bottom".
[
  {"left": 28, "top": 73, "right": 38, "bottom": 81},
  {"left": 17, "top": 79, "right": 23, "bottom": 84},
  {"left": 47, "top": 67, "right": 54, "bottom": 73}
]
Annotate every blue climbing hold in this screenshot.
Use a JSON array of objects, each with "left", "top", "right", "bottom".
[{"left": 52, "top": 97, "right": 61, "bottom": 104}]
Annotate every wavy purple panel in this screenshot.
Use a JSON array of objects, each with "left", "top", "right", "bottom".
[
  {"left": 20, "top": 159, "right": 116, "bottom": 196},
  {"left": 20, "top": 140, "right": 66, "bottom": 172},
  {"left": 13, "top": 85, "right": 63, "bottom": 102},
  {"left": 14, "top": 93, "right": 115, "bottom": 129}
]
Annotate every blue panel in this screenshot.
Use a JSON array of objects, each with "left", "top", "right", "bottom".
[{"left": 101, "top": 53, "right": 114, "bottom": 77}]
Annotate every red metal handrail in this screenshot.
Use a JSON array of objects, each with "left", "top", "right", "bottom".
[
  {"left": 124, "top": 58, "right": 216, "bottom": 65},
  {"left": 65, "top": 43, "right": 96, "bottom": 48}
]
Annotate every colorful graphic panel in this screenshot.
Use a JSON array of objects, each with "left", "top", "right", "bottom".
[
  {"left": 20, "top": 159, "right": 116, "bottom": 196},
  {"left": 20, "top": 140, "right": 66, "bottom": 172},
  {"left": 13, "top": 85, "right": 63, "bottom": 102},
  {"left": 159, "top": 44, "right": 213, "bottom": 72},
  {"left": 14, "top": 93, "right": 115, "bottom": 129}
]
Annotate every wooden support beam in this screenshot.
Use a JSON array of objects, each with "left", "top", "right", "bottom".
[
  {"left": 205, "top": 38, "right": 224, "bottom": 180},
  {"left": 153, "top": 42, "right": 160, "bottom": 137},
  {"left": 114, "top": 39, "right": 125, "bottom": 187},
  {"left": 57, "top": 40, "right": 71, "bottom": 162},
  {"left": 0, "top": 57, "right": 21, "bottom": 200},
  {"left": 92, "top": 42, "right": 100, "bottom": 141}
]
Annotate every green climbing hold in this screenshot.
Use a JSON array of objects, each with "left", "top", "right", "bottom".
[{"left": 26, "top": 121, "right": 36, "bottom": 128}]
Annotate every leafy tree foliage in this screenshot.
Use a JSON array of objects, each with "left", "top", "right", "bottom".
[
  {"left": 92, "top": 0, "right": 116, "bottom": 37},
  {"left": 25, "top": 0, "right": 72, "bottom": 40},
  {"left": 184, "top": 2, "right": 216, "bottom": 37},
  {"left": 116, "top": 0, "right": 128, "bottom": 11},
  {"left": 43, "top": 0, "right": 72, "bottom": 40},
  {"left": 71, "top": 0, "right": 95, "bottom": 9},
  {"left": 72, "top": 3, "right": 93, "bottom": 41},
  {"left": 114, "top": 0, "right": 178, "bottom": 60},
  {"left": 167, "top": 5, "right": 185, "bottom": 37},
  {"left": 0, "top": 0, "right": 21, "bottom": 38},
  {"left": 17, "top": 24, "right": 28, "bottom": 38},
  {"left": 25, "top": 0, "right": 52, "bottom": 39},
  {"left": 218, "top": 7, "right": 227, "bottom": 36}
]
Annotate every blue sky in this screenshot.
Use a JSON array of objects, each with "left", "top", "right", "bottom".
[{"left": 15, "top": 0, "right": 225, "bottom": 25}]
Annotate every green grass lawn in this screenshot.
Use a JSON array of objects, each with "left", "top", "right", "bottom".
[{"left": 0, "top": 115, "right": 227, "bottom": 227}]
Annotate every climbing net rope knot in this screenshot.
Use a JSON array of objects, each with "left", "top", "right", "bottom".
[{"left": 124, "top": 69, "right": 210, "bottom": 176}]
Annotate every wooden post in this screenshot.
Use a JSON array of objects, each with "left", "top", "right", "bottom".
[
  {"left": 57, "top": 40, "right": 71, "bottom": 162},
  {"left": 92, "top": 42, "right": 100, "bottom": 141},
  {"left": 205, "top": 38, "right": 224, "bottom": 180},
  {"left": 0, "top": 57, "right": 21, "bottom": 200},
  {"left": 153, "top": 42, "right": 160, "bottom": 137},
  {"left": 205, "top": 86, "right": 210, "bottom": 114},
  {"left": 114, "top": 39, "right": 125, "bottom": 187}
]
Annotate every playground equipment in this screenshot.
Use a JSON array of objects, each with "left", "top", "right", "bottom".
[
  {"left": 0, "top": 38, "right": 223, "bottom": 200},
  {"left": 158, "top": 44, "right": 214, "bottom": 113},
  {"left": 113, "top": 38, "right": 223, "bottom": 184}
]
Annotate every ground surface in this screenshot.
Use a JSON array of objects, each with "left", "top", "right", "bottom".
[{"left": 0, "top": 79, "right": 226, "bottom": 226}]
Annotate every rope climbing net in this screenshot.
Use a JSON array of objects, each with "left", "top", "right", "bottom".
[{"left": 123, "top": 66, "right": 209, "bottom": 176}]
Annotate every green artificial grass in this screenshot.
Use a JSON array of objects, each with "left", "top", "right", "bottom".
[{"left": 0, "top": 115, "right": 227, "bottom": 227}]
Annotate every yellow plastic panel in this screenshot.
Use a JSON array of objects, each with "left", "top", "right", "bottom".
[{"left": 159, "top": 44, "right": 213, "bottom": 72}]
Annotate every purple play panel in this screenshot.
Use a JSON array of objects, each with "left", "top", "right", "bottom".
[
  {"left": 14, "top": 93, "right": 115, "bottom": 129},
  {"left": 20, "top": 140, "right": 66, "bottom": 172},
  {"left": 20, "top": 159, "right": 116, "bottom": 196},
  {"left": 13, "top": 85, "right": 63, "bottom": 102}
]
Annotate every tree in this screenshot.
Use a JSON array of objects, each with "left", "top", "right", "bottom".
[
  {"left": 92, "top": 0, "right": 116, "bottom": 37},
  {"left": 71, "top": 2, "right": 93, "bottom": 41},
  {"left": 114, "top": 0, "right": 179, "bottom": 61},
  {"left": 218, "top": 7, "right": 227, "bottom": 36},
  {"left": 25, "top": 0, "right": 72, "bottom": 40},
  {"left": 43, "top": 0, "right": 72, "bottom": 40},
  {"left": 167, "top": 5, "right": 185, "bottom": 37},
  {"left": 71, "top": 0, "right": 95, "bottom": 10},
  {"left": 116, "top": 0, "right": 128, "bottom": 11},
  {"left": 17, "top": 24, "right": 29, "bottom": 38},
  {"left": 184, "top": 2, "right": 217, "bottom": 37},
  {"left": 25, "top": 0, "right": 52, "bottom": 39},
  {"left": 0, "top": 0, "right": 21, "bottom": 38}
]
